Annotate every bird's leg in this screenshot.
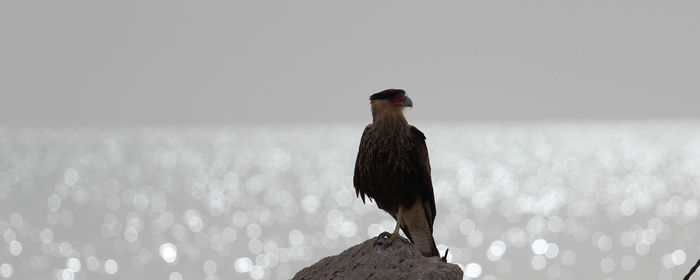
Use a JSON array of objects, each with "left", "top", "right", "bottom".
[
  {"left": 389, "top": 205, "right": 409, "bottom": 243},
  {"left": 374, "top": 206, "right": 409, "bottom": 247}
]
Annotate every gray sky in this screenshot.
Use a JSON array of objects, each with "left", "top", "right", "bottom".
[{"left": 1, "top": 1, "right": 699, "bottom": 125}]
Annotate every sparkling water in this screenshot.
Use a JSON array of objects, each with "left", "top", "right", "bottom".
[{"left": 0, "top": 122, "right": 698, "bottom": 279}]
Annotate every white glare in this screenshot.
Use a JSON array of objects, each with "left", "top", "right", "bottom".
[
  {"left": 671, "top": 250, "right": 687, "bottom": 266},
  {"left": 544, "top": 243, "right": 559, "bottom": 259},
  {"left": 9, "top": 240, "right": 22, "bottom": 256},
  {"left": 159, "top": 243, "right": 178, "bottom": 264},
  {"left": 531, "top": 239, "right": 547, "bottom": 255},
  {"left": 66, "top": 257, "right": 81, "bottom": 273},
  {"left": 489, "top": 241, "right": 506, "bottom": 257},
  {"left": 235, "top": 257, "right": 253, "bottom": 273},
  {"left": 61, "top": 269, "right": 74, "bottom": 280},
  {"left": 104, "top": 259, "right": 118, "bottom": 275},
  {"left": 2, "top": 124, "right": 700, "bottom": 280},
  {"left": 465, "top": 263, "right": 482, "bottom": 278},
  {"left": 0, "top": 263, "right": 12, "bottom": 278}
]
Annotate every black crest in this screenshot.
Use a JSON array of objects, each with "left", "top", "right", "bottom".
[{"left": 370, "top": 89, "right": 405, "bottom": 100}]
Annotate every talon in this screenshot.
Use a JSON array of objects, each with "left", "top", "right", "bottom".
[
  {"left": 373, "top": 231, "right": 392, "bottom": 247},
  {"left": 374, "top": 231, "right": 409, "bottom": 248},
  {"left": 377, "top": 231, "right": 392, "bottom": 239},
  {"left": 389, "top": 233, "right": 408, "bottom": 244}
]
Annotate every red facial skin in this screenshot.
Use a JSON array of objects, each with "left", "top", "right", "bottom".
[{"left": 391, "top": 94, "right": 407, "bottom": 106}]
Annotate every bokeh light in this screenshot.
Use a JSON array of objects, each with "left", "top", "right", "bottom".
[
  {"left": 160, "top": 243, "right": 178, "bottom": 264},
  {"left": 465, "top": 262, "right": 482, "bottom": 278},
  {"left": 0, "top": 123, "right": 699, "bottom": 279}
]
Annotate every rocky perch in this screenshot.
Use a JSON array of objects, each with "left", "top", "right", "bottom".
[{"left": 292, "top": 238, "right": 464, "bottom": 280}]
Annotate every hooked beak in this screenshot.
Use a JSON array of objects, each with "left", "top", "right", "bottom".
[{"left": 402, "top": 96, "right": 413, "bottom": 108}]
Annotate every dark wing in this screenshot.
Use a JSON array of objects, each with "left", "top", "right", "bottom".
[
  {"left": 353, "top": 125, "right": 372, "bottom": 203},
  {"left": 399, "top": 125, "right": 438, "bottom": 254},
  {"left": 409, "top": 126, "right": 437, "bottom": 231}
]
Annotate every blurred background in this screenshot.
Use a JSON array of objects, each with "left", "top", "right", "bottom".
[{"left": 1, "top": 1, "right": 700, "bottom": 280}]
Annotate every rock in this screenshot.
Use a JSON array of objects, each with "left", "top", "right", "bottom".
[{"left": 292, "top": 238, "right": 464, "bottom": 280}]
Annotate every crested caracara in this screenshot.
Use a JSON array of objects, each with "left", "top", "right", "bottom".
[{"left": 353, "top": 89, "right": 444, "bottom": 260}]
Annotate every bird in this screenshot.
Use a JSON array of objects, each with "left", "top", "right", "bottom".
[{"left": 353, "top": 88, "right": 444, "bottom": 260}]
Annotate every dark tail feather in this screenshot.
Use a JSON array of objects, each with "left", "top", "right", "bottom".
[
  {"left": 401, "top": 201, "right": 440, "bottom": 259},
  {"left": 400, "top": 224, "right": 439, "bottom": 258}
]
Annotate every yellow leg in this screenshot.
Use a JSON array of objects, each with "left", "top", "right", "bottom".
[
  {"left": 374, "top": 205, "right": 409, "bottom": 246},
  {"left": 389, "top": 205, "right": 405, "bottom": 242}
]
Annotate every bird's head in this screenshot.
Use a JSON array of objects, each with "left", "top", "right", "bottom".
[{"left": 369, "top": 89, "right": 413, "bottom": 122}]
